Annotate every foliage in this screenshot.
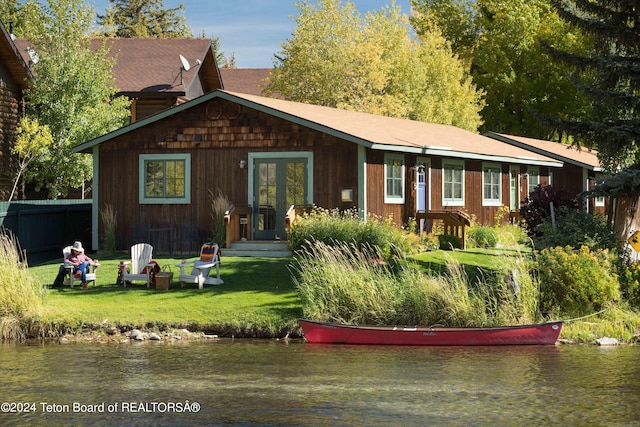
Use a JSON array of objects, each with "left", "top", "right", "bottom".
[
  {"left": 209, "top": 189, "right": 231, "bottom": 247},
  {"left": 0, "top": 229, "right": 45, "bottom": 340},
  {"left": 266, "top": 0, "right": 484, "bottom": 131},
  {"left": 411, "top": 0, "right": 592, "bottom": 138},
  {"left": 421, "top": 233, "right": 440, "bottom": 252},
  {"left": 9, "top": 116, "right": 54, "bottom": 201},
  {"left": 100, "top": 204, "right": 117, "bottom": 253},
  {"left": 97, "top": 0, "right": 191, "bottom": 38},
  {"left": 468, "top": 226, "right": 498, "bottom": 249},
  {"left": 288, "top": 207, "right": 412, "bottom": 259},
  {"left": 535, "top": 245, "right": 620, "bottom": 317},
  {"left": 535, "top": 207, "right": 618, "bottom": 251},
  {"left": 292, "top": 240, "right": 541, "bottom": 326},
  {"left": 520, "top": 185, "right": 581, "bottom": 237},
  {"left": 589, "top": 167, "right": 640, "bottom": 198},
  {"left": 544, "top": 0, "right": 640, "bottom": 171},
  {"left": 16, "top": 0, "right": 130, "bottom": 198},
  {"left": 438, "top": 233, "right": 462, "bottom": 250},
  {"left": 615, "top": 261, "right": 640, "bottom": 309}
]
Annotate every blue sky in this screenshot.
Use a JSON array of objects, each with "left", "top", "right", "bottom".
[{"left": 90, "top": 1, "right": 412, "bottom": 67}]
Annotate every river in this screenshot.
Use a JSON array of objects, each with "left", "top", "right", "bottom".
[{"left": 0, "top": 339, "right": 638, "bottom": 426}]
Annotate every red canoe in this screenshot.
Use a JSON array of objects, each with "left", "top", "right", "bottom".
[{"left": 299, "top": 319, "right": 563, "bottom": 346}]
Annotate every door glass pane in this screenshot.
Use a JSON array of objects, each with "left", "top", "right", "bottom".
[
  {"left": 258, "top": 162, "right": 277, "bottom": 231},
  {"left": 286, "top": 161, "right": 306, "bottom": 206}
]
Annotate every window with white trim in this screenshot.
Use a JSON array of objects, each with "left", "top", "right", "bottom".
[
  {"left": 527, "top": 167, "right": 540, "bottom": 195},
  {"left": 482, "top": 163, "right": 502, "bottom": 206},
  {"left": 139, "top": 153, "right": 191, "bottom": 204},
  {"left": 384, "top": 154, "right": 405, "bottom": 204},
  {"left": 442, "top": 160, "right": 464, "bottom": 206}
]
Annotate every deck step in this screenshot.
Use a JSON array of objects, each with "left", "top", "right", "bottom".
[{"left": 223, "top": 240, "right": 292, "bottom": 258}]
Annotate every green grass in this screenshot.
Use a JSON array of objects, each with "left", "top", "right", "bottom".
[{"left": 28, "top": 253, "right": 301, "bottom": 337}]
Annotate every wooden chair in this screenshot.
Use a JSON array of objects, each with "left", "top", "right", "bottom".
[
  {"left": 176, "top": 242, "right": 223, "bottom": 289},
  {"left": 121, "top": 243, "right": 154, "bottom": 287},
  {"left": 62, "top": 246, "right": 99, "bottom": 288}
]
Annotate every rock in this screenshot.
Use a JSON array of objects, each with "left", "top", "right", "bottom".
[
  {"left": 104, "top": 326, "right": 119, "bottom": 335},
  {"left": 129, "top": 329, "right": 145, "bottom": 341},
  {"left": 596, "top": 337, "right": 619, "bottom": 346},
  {"left": 149, "top": 333, "right": 161, "bottom": 341}
]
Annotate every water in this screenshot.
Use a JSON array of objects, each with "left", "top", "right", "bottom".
[{"left": 0, "top": 340, "right": 639, "bottom": 426}]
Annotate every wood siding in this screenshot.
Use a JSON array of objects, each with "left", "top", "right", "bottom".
[{"left": 0, "top": 74, "right": 22, "bottom": 200}]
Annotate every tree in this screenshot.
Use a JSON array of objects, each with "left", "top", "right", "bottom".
[
  {"left": 97, "top": 0, "right": 192, "bottom": 38},
  {"left": 411, "top": 0, "right": 593, "bottom": 139},
  {"left": 18, "top": 0, "right": 130, "bottom": 198},
  {"left": 265, "top": 0, "right": 484, "bottom": 131},
  {"left": 9, "top": 117, "right": 53, "bottom": 201},
  {"left": 543, "top": 0, "right": 640, "bottom": 171}
]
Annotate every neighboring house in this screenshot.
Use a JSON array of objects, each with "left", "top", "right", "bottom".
[
  {"left": 14, "top": 37, "right": 223, "bottom": 122},
  {"left": 219, "top": 68, "right": 273, "bottom": 97},
  {"left": 0, "top": 21, "right": 31, "bottom": 200},
  {"left": 74, "top": 90, "right": 563, "bottom": 252},
  {"left": 484, "top": 132, "right": 606, "bottom": 213}
]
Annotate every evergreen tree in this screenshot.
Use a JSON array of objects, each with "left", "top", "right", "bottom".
[
  {"left": 544, "top": 0, "right": 640, "bottom": 171},
  {"left": 97, "top": 0, "right": 191, "bottom": 38}
]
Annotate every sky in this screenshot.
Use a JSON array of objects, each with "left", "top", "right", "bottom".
[{"left": 90, "top": 1, "right": 412, "bottom": 68}]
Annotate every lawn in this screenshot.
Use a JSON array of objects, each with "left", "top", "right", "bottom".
[{"left": 28, "top": 253, "right": 302, "bottom": 337}]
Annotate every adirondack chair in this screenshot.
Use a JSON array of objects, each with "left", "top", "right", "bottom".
[
  {"left": 120, "top": 243, "right": 154, "bottom": 287},
  {"left": 61, "top": 246, "right": 99, "bottom": 288},
  {"left": 176, "top": 242, "right": 223, "bottom": 289}
]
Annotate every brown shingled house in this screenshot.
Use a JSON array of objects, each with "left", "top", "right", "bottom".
[
  {"left": 74, "top": 90, "right": 564, "bottom": 253},
  {"left": 14, "top": 37, "right": 224, "bottom": 122},
  {"left": 219, "top": 68, "right": 274, "bottom": 97},
  {"left": 0, "top": 21, "right": 31, "bottom": 200}
]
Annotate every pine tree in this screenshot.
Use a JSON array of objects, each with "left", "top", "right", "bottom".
[
  {"left": 545, "top": 0, "right": 640, "bottom": 171},
  {"left": 97, "top": 0, "right": 191, "bottom": 38}
]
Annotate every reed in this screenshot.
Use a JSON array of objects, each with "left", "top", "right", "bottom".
[
  {"left": 0, "top": 229, "right": 45, "bottom": 340},
  {"left": 209, "top": 189, "right": 231, "bottom": 246},
  {"left": 100, "top": 203, "right": 117, "bottom": 253},
  {"left": 293, "top": 239, "right": 543, "bottom": 326}
]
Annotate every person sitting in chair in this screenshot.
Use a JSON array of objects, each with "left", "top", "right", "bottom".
[{"left": 64, "top": 241, "right": 97, "bottom": 289}]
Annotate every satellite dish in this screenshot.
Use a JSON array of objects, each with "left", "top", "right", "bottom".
[{"left": 179, "top": 54, "right": 191, "bottom": 71}]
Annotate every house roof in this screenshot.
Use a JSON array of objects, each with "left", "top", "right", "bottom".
[
  {"left": 74, "top": 90, "right": 562, "bottom": 167},
  {"left": 219, "top": 68, "right": 273, "bottom": 96},
  {"left": 13, "top": 37, "right": 222, "bottom": 96},
  {"left": 485, "top": 132, "right": 602, "bottom": 172},
  {"left": 0, "top": 22, "right": 31, "bottom": 90}
]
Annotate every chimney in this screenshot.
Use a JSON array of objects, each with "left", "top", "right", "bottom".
[{"left": 8, "top": 21, "right": 15, "bottom": 40}]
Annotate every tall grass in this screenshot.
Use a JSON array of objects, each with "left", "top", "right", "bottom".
[
  {"left": 292, "top": 239, "right": 542, "bottom": 326},
  {"left": 100, "top": 203, "right": 117, "bottom": 253},
  {"left": 0, "top": 229, "right": 45, "bottom": 340},
  {"left": 209, "top": 189, "right": 231, "bottom": 246}
]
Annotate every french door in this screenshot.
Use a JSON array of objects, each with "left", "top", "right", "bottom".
[{"left": 253, "top": 157, "right": 308, "bottom": 240}]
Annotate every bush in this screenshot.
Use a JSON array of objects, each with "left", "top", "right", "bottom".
[
  {"left": 535, "top": 207, "right": 618, "bottom": 252},
  {"left": 438, "top": 233, "right": 462, "bottom": 250},
  {"left": 288, "top": 207, "right": 414, "bottom": 259},
  {"left": 520, "top": 185, "right": 581, "bottom": 238},
  {"left": 535, "top": 246, "right": 620, "bottom": 316},
  {"left": 616, "top": 261, "right": 640, "bottom": 309},
  {"left": 468, "top": 226, "right": 498, "bottom": 248}
]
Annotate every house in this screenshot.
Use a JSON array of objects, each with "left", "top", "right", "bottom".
[
  {"left": 0, "top": 21, "right": 31, "bottom": 200},
  {"left": 219, "top": 68, "right": 273, "bottom": 97},
  {"left": 74, "top": 90, "right": 564, "bottom": 252},
  {"left": 484, "top": 132, "right": 605, "bottom": 213},
  {"left": 14, "top": 37, "right": 223, "bottom": 122}
]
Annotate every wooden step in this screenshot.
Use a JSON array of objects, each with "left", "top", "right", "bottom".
[{"left": 223, "top": 240, "right": 292, "bottom": 258}]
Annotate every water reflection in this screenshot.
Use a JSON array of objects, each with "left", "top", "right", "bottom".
[{"left": 0, "top": 340, "right": 638, "bottom": 426}]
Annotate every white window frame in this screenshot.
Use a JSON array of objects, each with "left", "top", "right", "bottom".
[
  {"left": 482, "top": 162, "right": 502, "bottom": 206},
  {"left": 527, "top": 166, "right": 540, "bottom": 195},
  {"left": 442, "top": 159, "right": 465, "bottom": 207},
  {"left": 384, "top": 153, "right": 405, "bottom": 204},
  {"left": 139, "top": 153, "right": 191, "bottom": 204}
]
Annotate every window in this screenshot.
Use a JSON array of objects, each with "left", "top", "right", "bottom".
[
  {"left": 139, "top": 154, "right": 191, "bottom": 204},
  {"left": 527, "top": 167, "right": 540, "bottom": 195},
  {"left": 483, "top": 163, "right": 502, "bottom": 206},
  {"left": 443, "top": 160, "right": 464, "bottom": 206},
  {"left": 384, "top": 154, "right": 405, "bottom": 204}
]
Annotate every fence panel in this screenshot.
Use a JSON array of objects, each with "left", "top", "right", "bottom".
[{"left": 0, "top": 200, "right": 92, "bottom": 264}]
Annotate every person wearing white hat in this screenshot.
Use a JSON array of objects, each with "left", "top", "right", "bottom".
[{"left": 64, "top": 241, "right": 97, "bottom": 289}]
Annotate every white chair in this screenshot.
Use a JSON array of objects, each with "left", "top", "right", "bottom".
[
  {"left": 121, "top": 243, "right": 154, "bottom": 287},
  {"left": 176, "top": 242, "right": 223, "bottom": 289},
  {"left": 62, "top": 246, "right": 99, "bottom": 288}
]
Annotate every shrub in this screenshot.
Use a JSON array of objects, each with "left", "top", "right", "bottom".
[
  {"left": 535, "top": 246, "right": 620, "bottom": 316},
  {"left": 468, "top": 226, "right": 498, "bottom": 248},
  {"left": 100, "top": 203, "right": 117, "bottom": 253},
  {"left": 616, "top": 261, "right": 640, "bottom": 309},
  {"left": 438, "top": 233, "right": 462, "bottom": 250},
  {"left": 520, "top": 185, "right": 581, "bottom": 238},
  {"left": 209, "top": 189, "right": 230, "bottom": 247},
  {"left": 535, "top": 207, "right": 618, "bottom": 252}
]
